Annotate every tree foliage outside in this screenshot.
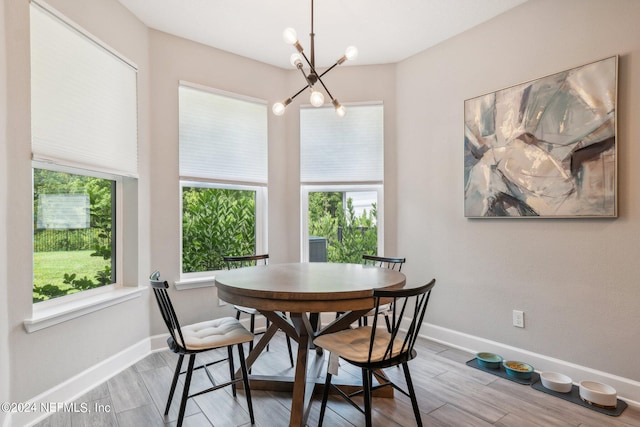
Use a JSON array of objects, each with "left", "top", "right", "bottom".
[
  {"left": 32, "top": 169, "right": 114, "bottom": 302},
  {"left": 308, "top": 192, "right": 377, "bottom": 263},
  {"left": 182, "top": 187, "right": 256, "bottom": 273}
]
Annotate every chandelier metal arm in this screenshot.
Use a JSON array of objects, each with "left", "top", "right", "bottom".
[
  {"left": 318, "top": 62, "right": 339, "bottom": 79},
  {"left": 313, "top": 74, "right": 335, "bottom": 102},
  {"left": 296, "top": 63, "right": 313, "bottom": 87},
  {"left": 313, "top": 61, "right": 345, "bottom": 102},
  {"left": 292, "top": 84, "right": 310, "bottom": 100},
  {"left": 298, "top": 50, "right": 316, "bottom": 81}
]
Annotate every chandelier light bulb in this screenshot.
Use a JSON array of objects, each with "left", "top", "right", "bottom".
[
  {"left": 344, "top": 46, "right": 358, "bottom": 61},
  {"left": 333, "top": 99, "right": 346, "bottom": 116},
  {"left": 282, "top": 27, "right": 298, "bottom": 45},
  {"left": 272, "top": 102, "right": 286, "bottom": 116},
  {"left": 290, "top": 53, "right": 303, "bottom": 68},
  {"left": 272, "top": 98, "right": 292, "bottom": 116},
  {"left": 309, "top": 89, "right": 325, "bottom": 107},
  {"left": 271, "top": 98, "right": 292, "bottom": 116}
]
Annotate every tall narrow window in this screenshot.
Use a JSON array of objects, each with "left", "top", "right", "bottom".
[
  {"left": 179, "top": 84, "right": 268, "bottom": 276},
  {"left": 30, "top": 2, "right": 137, "bottom": 302},
  {"left": 300, "top": 104, "right": 384, "bottom": 263}
]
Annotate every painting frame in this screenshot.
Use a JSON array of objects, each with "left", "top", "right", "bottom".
[{"left": 464, "top": 56, "right": 618, "bottom": 218}]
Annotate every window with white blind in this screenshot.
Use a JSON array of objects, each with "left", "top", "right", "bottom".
[
  {"left": 300, "top": 104, "right": 384, "bottom": 263},
  {"left": 30, "top": 2, "right": 138, "bottom": 307},
  {"left": 179, "top": 84, "right": 268, "bottom": 277}
]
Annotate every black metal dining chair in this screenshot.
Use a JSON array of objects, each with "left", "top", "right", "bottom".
[
  {"left": 149, "top": 271, "right": 255, "bottom": 427},
  {"left": 362, "top": 254, "right": 406, "bottom": 271},
  {"left": 223, "top": 254, "right": 294, "bottom": 367},
  {"left": 335, "top": 255, "right": 406, "bottom": 329},
  {"left": 314, "top": 279, "right": 436, "bottom": 427},
  {"left": 360, "top": 255, "right": 406, "bottom": 330}
]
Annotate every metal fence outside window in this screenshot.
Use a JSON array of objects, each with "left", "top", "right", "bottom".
[{"left": 33, "top": 228, "right": 107, "bottom": 252}]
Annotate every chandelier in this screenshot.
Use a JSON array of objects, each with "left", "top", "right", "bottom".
[{"left": 272, "top": 0, "right": 358, "bottom": 116}]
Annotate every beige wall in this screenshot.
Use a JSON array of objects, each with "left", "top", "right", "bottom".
[{"left": 397, "top": 0, "right": 640, "bottom": 389}]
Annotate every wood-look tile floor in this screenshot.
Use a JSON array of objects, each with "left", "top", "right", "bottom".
[{"left": 34, "top": 333, "right": 640, "bottom": 426}]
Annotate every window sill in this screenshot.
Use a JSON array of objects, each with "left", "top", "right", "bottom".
[
  {"left": 174, "top": 276, "right": 226, "bottom": 306},
  {"left": 24, "top": 286, "right": 144, "bottom": 333},
  {"left": 174, "top": 276, "right": 216, "bottom": 290}
]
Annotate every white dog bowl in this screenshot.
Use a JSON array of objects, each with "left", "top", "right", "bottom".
[
  {"left": 579, "top": 380, "right": 617, "bottom": 408},
  {"left": 540, "top": 371, "right": 572, "bottom": 393}
]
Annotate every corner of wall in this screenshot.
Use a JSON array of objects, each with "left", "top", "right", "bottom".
[{"left": 0, "top": 0, "right": 11, "bottom": 423}]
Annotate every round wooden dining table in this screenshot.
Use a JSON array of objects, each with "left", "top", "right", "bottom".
[{"left": 214, "top": 262, "right": 406, "bottom": 427}]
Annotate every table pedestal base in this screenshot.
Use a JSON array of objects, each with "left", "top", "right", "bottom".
[{"left": 236, "top": 311, "right": 393, "bottom": 426}]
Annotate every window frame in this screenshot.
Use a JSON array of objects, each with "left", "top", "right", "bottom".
[
  {"left": 26, "top": 162, "right": 141, "bottom": 333},
  {"left": 32, "top": 161, "right": 124, "bottom": 305}
]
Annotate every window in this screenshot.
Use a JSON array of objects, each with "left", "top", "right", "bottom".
[
  {"left": 30, "top": 2, "right": 137, "bottom": 303},
  {"left": 300, "top": 104, "right": 384, "bottom": 262},
  {"left": 179, "top": 84, "right": 268, "bottom": 276}
]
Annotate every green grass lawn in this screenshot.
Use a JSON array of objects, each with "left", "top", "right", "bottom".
[{"left": 34, "top": 250, "right": 110, "bottom": 289}]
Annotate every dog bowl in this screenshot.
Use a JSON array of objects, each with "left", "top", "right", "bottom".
[
  {"left": 579, "top": 380, "right": 617, "bottom": 408},
  {"left": 502, "top": 360, "right": 534, "bottom": 380},
  {"left": 475, "top": 352, "right": 503, "bottom": 369},
  {"left": 540, "top": 371, "right": 572, "bottom": 393}
]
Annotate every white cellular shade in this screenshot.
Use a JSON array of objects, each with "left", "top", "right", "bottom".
[
  {"left": 179, "top": 85, "right": 268, "bottom": 184},
  {"left": 30, "top": 4, "right": 138, "bottom": 177},
  {"left": 300, "top": 104, "right": 383, "bottom": 183}
]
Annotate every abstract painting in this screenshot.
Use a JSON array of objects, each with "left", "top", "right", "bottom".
[{"left": 464, "top": 56, "right": 617, "bottom": 218}]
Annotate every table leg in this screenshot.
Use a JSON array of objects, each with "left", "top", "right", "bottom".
[
  {"left": 244, "top": 322, "right": 279, "bottom": 370},
  {"left": 239, "top": 310, "right": 392, "bottom": 425},
  {"left": 289, "top": 312, "right": 323, "bottom": 427}
]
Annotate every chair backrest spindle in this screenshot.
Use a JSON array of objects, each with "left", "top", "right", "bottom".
[
  {"left": 224, "top": 254, "right": 269, "bottom": 269},
  {"left": 362, "top": 254, "right": 406, "bottom": 271}
]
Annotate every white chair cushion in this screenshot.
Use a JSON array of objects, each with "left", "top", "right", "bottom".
[
  {"left": 314, "top": 326, "right": 404, "bottom": 363},
  {"left": 176, "top": 317, "right": 254, "bottom": 351},
  {"left": 234, "top": 305, "right": 260, "bottom": 315},
  {"left": 363, "top": 303, "right": 391, "bottom": 318}
]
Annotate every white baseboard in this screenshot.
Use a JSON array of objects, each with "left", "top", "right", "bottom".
[
  {"left": 9, "top": 338, "right": 151, "bottom": 427},
  {"left": 421, "top": 322, "right": 640, "bottom": 406},
  {"left": 150, "top": 332, "right": 170, "bottom": 351}
]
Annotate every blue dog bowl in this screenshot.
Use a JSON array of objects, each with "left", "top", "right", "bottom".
[
  {"left": 503, "top": 360, "right": 534, "bottom": 379},
  {"left": 475, "top": 352, "right": 503, "bottom": 369}
]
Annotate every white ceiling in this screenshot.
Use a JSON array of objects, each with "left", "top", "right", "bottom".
[{"left": 118, "top": 0, "right": 527, "bottom": 69}]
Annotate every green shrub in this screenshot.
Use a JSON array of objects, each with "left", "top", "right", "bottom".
[{"left": 182, "top": 187, "right": 256, "bottom": 272}]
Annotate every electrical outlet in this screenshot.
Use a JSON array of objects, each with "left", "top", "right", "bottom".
[{"left": 513, "top": 310, "right": 525, "bottom": 328}]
